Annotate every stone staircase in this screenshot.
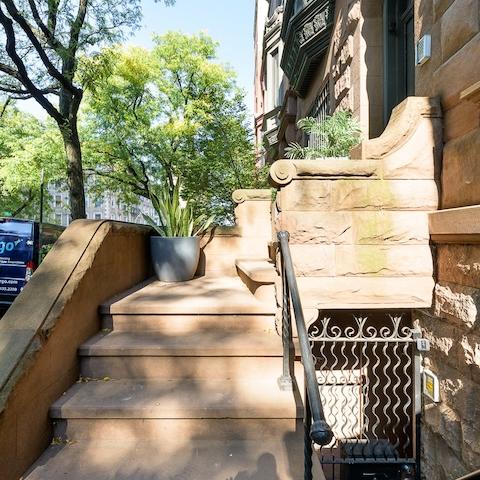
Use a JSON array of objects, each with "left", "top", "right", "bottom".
[{"left": 23, "top": 275, "right": 309, "bottom": 480}]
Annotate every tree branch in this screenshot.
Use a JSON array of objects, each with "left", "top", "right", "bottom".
[
  {"left": 0, "top": 95, "right": 11, "bottom": 117},
  {"left": 47, "top": 0, "right": 60, "bottom": 33},
  {"left": 1, "top": 0, "right": 78, "bottom": 94},
  {"left": 12, "top": 189, "right": 34, "bottom": 217},
  {"left": 0, "top": 60, "right": 20, "bottom": 79},
  {"left": 68, "top": 0, "right": 88, "bottom": 57},
  {"left": 0, "top": 84, "right": 59, "bottom": 96},
  {"left": 0, "top": 4, "right": 63, "bottom": 123},
  {"left": 27, "top": 0, "right": 65, "bottom": 54},
  {"left": 85, "top": 168, "right": 147, "bottom": 197}
]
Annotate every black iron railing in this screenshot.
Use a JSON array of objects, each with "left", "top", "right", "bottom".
[{"left": 277, "top": 231, "right": 333, "bottom": 479}]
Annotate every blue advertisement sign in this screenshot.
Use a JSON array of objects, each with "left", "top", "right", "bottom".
[{"left": 0, "top": 219, "right": 36, "bottom": 303}]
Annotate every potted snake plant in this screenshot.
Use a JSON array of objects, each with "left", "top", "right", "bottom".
[{"left": 143, "top": 180, "right": 214, "bottom": 282}]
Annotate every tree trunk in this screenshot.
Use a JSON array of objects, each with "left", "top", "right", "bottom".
[
  {"left": 61, "top": 122, "right": 86, "bottom": 220},
  {"left": 59, "top": 76, "right": 86, "bottom": 220}
]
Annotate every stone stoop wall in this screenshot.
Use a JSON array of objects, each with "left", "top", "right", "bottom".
[
  {"left": 0, "top": 221, "right": 152, "bottom": 480},
  {"left": 269, "top": 97, "right": 441, "bottom": 322},
  {"left": 413, "top": 2, "right": 480, "bottom": 478},
  {"left": 197, "top": 189, "right": 273, "bottom": 277}
]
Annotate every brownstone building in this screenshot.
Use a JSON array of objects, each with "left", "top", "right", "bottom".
[{"left": 255, "top": 0, "right": 480, "bottom": 478}]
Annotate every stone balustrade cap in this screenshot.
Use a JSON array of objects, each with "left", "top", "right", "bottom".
[
  {"left": 269, "top": 158, "right": 381, "bottom": 186},
  {"left": 232, "top": 189, "right": 272, "bottom": 204}
]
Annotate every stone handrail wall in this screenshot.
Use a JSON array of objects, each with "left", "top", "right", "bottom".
[
  {"left": 198, "top": 189, "right": 273, "bottom": 276},
  {"left": 0, "top": 220, "right": 152, "bottom": 480},
  {"left": 269, "top": 96, "right": 442, "bottom": 312}
]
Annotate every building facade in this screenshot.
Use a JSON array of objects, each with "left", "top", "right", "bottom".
[
  {"left": 255, "top": 0, "right": 480, "bottom": 478},
  {"left": 47, "top": 183, "right": 157, "bottom": 227},
  {"left": 255, "top": 0, "right": 418, "bottom": 163}
]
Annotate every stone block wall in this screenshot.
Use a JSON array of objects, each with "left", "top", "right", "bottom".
[
  {"left": 416, "top": 207, "right": 480, "bottom": 479},
  {"left": 270, "top": 96, "right": 441, "bottom": 313},
  {"left": 414, "top": 2, "right": 480, "bottom": 477}
]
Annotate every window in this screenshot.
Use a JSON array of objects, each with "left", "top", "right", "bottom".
[
  {"left": 94, "top": 213, "right": 102, "bottom": 220},
  {"left": 94, "top": 198, "right": 103, "bottom": 208},
  {"left": 55, "top": 195, "right": 62, "bottom": 208},
  {"left": 268, "top": 0, "right": 283, "bottom": 17},
  {"left": 293, "top": 0, "right": 305, "bottom": 15},
  {"left": 55, "top": 213, "right": 62, "bottom": 225},
  {"left": 267, "top": 49, "right": 280, "bottom": 110}
]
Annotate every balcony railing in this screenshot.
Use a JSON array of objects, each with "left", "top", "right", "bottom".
[{"left": 281, "top": 0, "right": 335, "bottom": 96}]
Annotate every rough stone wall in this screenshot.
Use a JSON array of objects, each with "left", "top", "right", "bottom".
[
  {"left": 413, "top": 1, "right": 480, "bottom": 478},
  {"left": 416, "top": 235, "right": 480, "bottom": 478},
  {"left": 416, "top": 248, "right": 480, "bottom": 478}
]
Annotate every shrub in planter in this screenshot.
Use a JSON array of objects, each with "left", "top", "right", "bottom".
[
  {"left": 285, "top": 111, "right": 362, "bottom": 159},
  {"left": 143, "top": 180, "right": 214, "bottom": 282}
]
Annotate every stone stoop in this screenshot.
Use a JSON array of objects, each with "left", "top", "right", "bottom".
[{"left": 22, "top": 276, "right": 314, "bottom": 480}]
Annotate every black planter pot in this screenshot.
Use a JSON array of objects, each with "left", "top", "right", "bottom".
[{"left": 150, "top": 236, "right": 200, "bottom": 282}]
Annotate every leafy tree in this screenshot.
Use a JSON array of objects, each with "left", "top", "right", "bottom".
[
  {"left": 285, "top": 111, "right": 362, "bottom": 159},
  {"left": 83, "top": 32, "right": 267, "bottom": 223},
  {"left": 0, "top": 0, "right": 174, "bottom": 220},
  {"left": 0, "top": 100, "right": 64, "bottom": 217}
]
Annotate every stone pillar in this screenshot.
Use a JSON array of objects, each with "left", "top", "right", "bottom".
[
  {"left": 199, "top": 189, "right": 273, "bottom": 277},
  {"left": 231, "top": 189, "right": 273, "bottom": 240}
]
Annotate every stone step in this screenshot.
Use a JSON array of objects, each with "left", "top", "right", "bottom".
[
  {"left": 23, "top": 435, "right": 315, "bottom": 480},
  {"left": 50, "top": 377, "right": 303, "bottom": 421},
  {"left": 102, "top": 313, "right": 276, "bottom": 333},
  {"left": 80, "top": 331, "right": 283, "bottom": 357},
  {"left": 79, "top": 331, "right": 289, "bottom": 379},
  {"left": 53, "top": 418, "right": 301, "bottom": 443},
  {"left": 235, "top": 258, "right": 277, "bottom": 284},
  {"left": 100, "top": 276, "right": 276, "bottom": 316}
]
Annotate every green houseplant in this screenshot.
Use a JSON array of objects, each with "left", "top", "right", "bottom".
[
  {"left": 143, "top": 180, "right": 214, "bottom": 282},
  {"left": 285, "top": 111, "right": 362, "bottom": 159}
]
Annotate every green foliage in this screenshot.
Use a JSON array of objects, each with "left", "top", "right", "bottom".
[
  {"left": 285, "top": 111, "right": 362, "bottom": 159},
  {"left": 0, "top": 0, "right": 175, "bottom": 219},
  {"left": 82, "top": 32, "right": 268, "bottom": 224},
  {"left": 0, "top": 103, "right": 64, "bottom": 218},
  {"left": 143, "top": 179, "right": 214, "bottom": 237}
]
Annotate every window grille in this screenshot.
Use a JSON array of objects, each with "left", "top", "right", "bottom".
[{"left": 307, "top": 83, "right": 331, "bottom": 149}]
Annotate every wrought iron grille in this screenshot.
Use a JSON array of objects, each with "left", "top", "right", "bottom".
[
  {"left": 307, "top": 83, "right": 330, "bottom": 150},
  {"left": 277, "top": 231, "right": 426, "bottom": 480},
  {"left": 309, "top": 312, "right": 420, "bottom": 472}
]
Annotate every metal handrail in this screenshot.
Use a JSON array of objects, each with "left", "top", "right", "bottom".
[{"left": 277, "top": 231, "right": 333, "bottom": 447}]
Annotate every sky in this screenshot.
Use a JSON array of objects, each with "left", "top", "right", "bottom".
[{"left": 21, "top": 0, "right": 256, "bottom": 121}]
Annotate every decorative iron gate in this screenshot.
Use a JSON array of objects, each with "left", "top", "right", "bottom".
[
  {"left": 309, "top": 311, "right": 424, "bottom": 479},
  {"left": 276, "top": 231, "right": 429, "bottom": 480}
]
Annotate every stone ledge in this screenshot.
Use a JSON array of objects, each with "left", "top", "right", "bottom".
[
  {"left": 235, "top": 258, "right": 277, "bottom": 284},
  {"left": 430, "top": 206, "right": 480, "bottom": 243},
  {"left": 0, "top": 220, "right": 153, "bottom": 480}
]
